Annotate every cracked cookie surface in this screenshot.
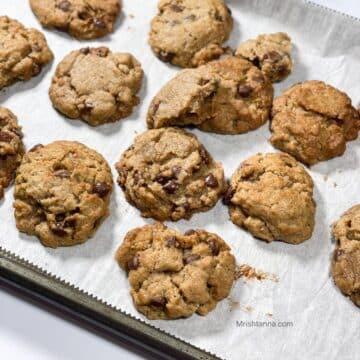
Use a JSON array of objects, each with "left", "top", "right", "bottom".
[
  {"left": 235, "top": 32, "right": 293, "bottom": 82},
  {"left": 115, "top": 128, "right": 225, "bottom": 221},
  {"left": 0, "top": 16, "right": 53, "bottom": 90},
  {"left": 270, "top": 81, "right": 360, "bottom": 165},
  {"left": 30, "top": 0, "right": 121, "bottom": 39},
  {"left": 0, "top": 107, "right": 25, "bottom": 200},
  {"left": 149, "top": 0, "right": 233, "bottom": 68},
  {"left": 224, "top": 152, "right": 316, "bottom": 244},
  {"left": 332, "top": 205, "right": 360, "bottom": 307},
  {"left": 147, "top": 56, "right": 274, "bottom": 134},
  {"left": 49, "top": 47, "right": 144, "bottom": 126},
  {"left": 116, "top": 222, "right": 236, "bottom": 320},
  {"left": 14, "top": 141, "right": 113, "bottom": 248}
]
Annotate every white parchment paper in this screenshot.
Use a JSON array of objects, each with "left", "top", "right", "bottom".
[{"left": 1, "top": 1, "right": 360, "bottom": 359}]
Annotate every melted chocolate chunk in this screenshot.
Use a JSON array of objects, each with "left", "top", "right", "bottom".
[{"left": 127, "top": 255, "right": 140, "bottom": 270}]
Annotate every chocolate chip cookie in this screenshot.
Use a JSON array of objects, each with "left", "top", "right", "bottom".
[
  {"left": 224, "top": 153, "right": 316, "bottom": 244},
  {"left": 116, "top": 222, "right": 236, "bottom": 320},
  {"left": 147, "top": 56, "right": 274, "bottom": 134},
  {"left": 14, "top": 141, "right": 113, "bottom": 248},
  {"left": 270, "top": 81, "right": 360, "bottom": 165},
  {"left": 0, "top": 16, "right": 53, "bottom": 90},
  {"left": 332, "top": 205, "right": 360, "bottom": 307},
  {"left": 49, "top": 47, "right": 144, "bottom": 126},
  {"left": 29, "top": 0, "right": 121, "bottom": 39},
  {"left": 115, "top": 128, "right": 225, "bottom": 221},
  {"left": 235, "top": 32, "right": 293, "bottom": 82},
  {"left": 0, "top": 107, "right": 25, "bottom": 200},
  {"left": 149, "top": 0, "right": 233, "bottom": 68}
]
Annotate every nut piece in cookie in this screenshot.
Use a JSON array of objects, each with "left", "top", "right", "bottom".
[
  {"left": 0, "top": 16, "right": 53, "bottom": 90},
  {"left": 149, "top": 0, "right": 233, "bottom": 68},
  {"left": 331, "top": 205, "right": 360, "bottom": 307},
  {"left": 0, "top": 107, "right": 25, "bottom": 199},
  {"left": 225, "top": 152, "right": 316, "bottom": 244},
  {"left": 147, "top": 56, "right": 274, "bottom": 134},
  {"left": 29, "top": 0, "right": 121, "bottom": 40},
  {"left": 235, "top": 32, "right": 293, "bottom": 82},
  {"left": 270, "top": 81, "right": 360, "bottom": 165},
  {"left": 14, "top": 141, "right": 113, "bottom": 248},
  {"left": 115, "top": 128, "right": 225, "bottom": 221},
  {"left": 115, "top": 222, "right": 236, "bottom": 320},
  {"left": 49, "top": 47, "right": 144, "bottom": 126}
]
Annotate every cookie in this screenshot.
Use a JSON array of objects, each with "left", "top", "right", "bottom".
[
  {"left": 149, "top": 0, "right": 233, "bottom": 68},
  {"left": 49, "top": 47, "right": 144, "bottom": 126},
  {"left": 0, "top": 107, "right": 25, "bottom": 200},
  {"left": 224, "top": 153, "right": 316, "bottom": 244},
  {"left": 116, "top": 222, "right": 236, "bottom": 320},
  {"left": 270, "top": 81, "right": 360, "bottom": 165},
  {"left": 147, "top": 56, "right": 274, "bottom": 134},
  {"left": 29, "top": 0, "right": 121, "bottom": 40},
  {"left": 0, "top": 16, "right": 53, "bottom": 90},
  {"left": 115, "top": 128, "right": 225, "bottom": 221},
  {"left": 235, "top": 32, "right": 293, "bottom": 82},
  {"left": 14, "top": 141, "right": 113, "bottom": 248},
  {"left": 331, "top": 205, "right": 360, "bottom": 307}
]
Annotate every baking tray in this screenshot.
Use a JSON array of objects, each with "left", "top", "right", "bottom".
[{"left": 0, "top": 1, "right": 359, "bottom": 359}]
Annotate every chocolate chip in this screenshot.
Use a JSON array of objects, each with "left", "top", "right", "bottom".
[
  {"left": 209, "top": 239, "right": 220, "bottom": 255},
  {"left": 78, "top": 11, "right": 88, "bottom": 20},
  {"left": 134, "top": 172, "right": 142, "bottom": 183},
  {"left": 252, "top": 57, "right": 261, "bottom": 68},
  {"left": 29, "top": 144, "right": 43, "bottom": 152},
  {"left": 170, "top": 4, "right": 184, "bottom": 12},
  {"left": 185, "top": 14, "right": 196, "bottom": 21},
  {"left": 127, "top": 255, "right": 140, "bottom": 270},
  {"left": 185, "top": 229, "right": 196, "bottom": 236},
  {"left": 0, "top": 131, "right": 12, "bottom": 143},
  {"left": 93, "top": 182, "right": 111, "bottom": 197},
  {"left": 171, "top": 166, "right": 181, "bottom": 178},
  {"left": 223, "top": 186, "right": 235, "bottom": 205},
  {"left": 205, "top": 174, "right": 218, "bottom": 188},
  {"left": 155, "top": 175, "right": 169, "bottom": 185},
  {"left": 166, "top": 236, "right": 180, "bottom": 248},
  {"left": 57, "top": 0, "right": 70, "bottom": 11},
  {"left": 55, "top": 213, "right": 66, "bottom": 222},
  {"left": 334, "top": 249, "right": 345, "bottom": 261},
  {"left": 237, "top": 85, "right": 253, "bottom": 98},
  {"left": 51, "top": 223, "right": 67, "bottom": 237},
  {"left": 199, "top": 148, "right": 209, "bottom": 164},
  {"left": 80, "top": 47, "right": 90, "bottom": 55},
  {"left": 184, "top": 254, "right": 200, "bottom": 264},
  {"left": 158, "top": 51, "right": 175, "bottom": 63},
  {"left": 198, "top": 79, "right": 210, "bottom": 86},
  {"left": 264, "top": 51, "right": 282, "bottom": 62},
  {"left": 95, "top": 47, "right": 109, "bottom": 57},
  {"left": 150, "top": 296, "right": 167, "bottom": 308},
  {"left": 12, "top": 128, "right": 23, "bottom": 138},
  {"left": 93, "top": 18, "right": 106, "bottom": 28},
  {"left": 163, "top": 181, "right": 178, "bottom": 194},
  {"left": 54, "top": 169, "right": 70, "bottom": 179}
]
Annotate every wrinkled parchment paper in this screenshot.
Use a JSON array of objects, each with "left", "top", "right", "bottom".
[{"left": 1, "top": 1, "right": 360, "bottom": 359}]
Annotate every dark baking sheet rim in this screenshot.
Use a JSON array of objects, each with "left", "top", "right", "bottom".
[{"left": 0, "top": 1, "right": 359, "bottom": 360}]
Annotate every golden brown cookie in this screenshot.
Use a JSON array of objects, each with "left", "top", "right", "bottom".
[
  {"left": 49, "top": 47, "right": 144, "bottom": 126},
  {"left": 14, "top": 141, "right": 113, "bottom": 248},
  {"left": 0, "top": 107, "right": 25, "bottom": 199},
  {"left": 224, "top": 152, "right": 316, "bottom": 244},
  {"left": 235, "top": 32, "right": 293, "bottom": 82},
  {"left": 0, "top": 16, "right": 53, "bottom": 90},
  {"left": 270, "top": 81, "right": 360, "bottom": 165},
  {"left": 149, "top": 0, "right": 233, "bottom": 68},
  {"left": 332, "top": 205, "right": 360, "bottom": 307},
  {"left": 116, "top": 222, "right": 236, "bottom": 320},
  {"left": 115, "top": 128, "right": 225, "bottom": 221},
  {"left": 147, "top": 56, "right": 274, "bottom": 134},
  {"left": 29, "top": 0, "right": 121, "bottom": 39}
]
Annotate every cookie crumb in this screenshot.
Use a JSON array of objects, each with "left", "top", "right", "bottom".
[
  {"left": 323, "top": 175, "right": 328, "bottom": 181},
  {"left": 235, "top": 264, "right": 278, "bottom": 282}
]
